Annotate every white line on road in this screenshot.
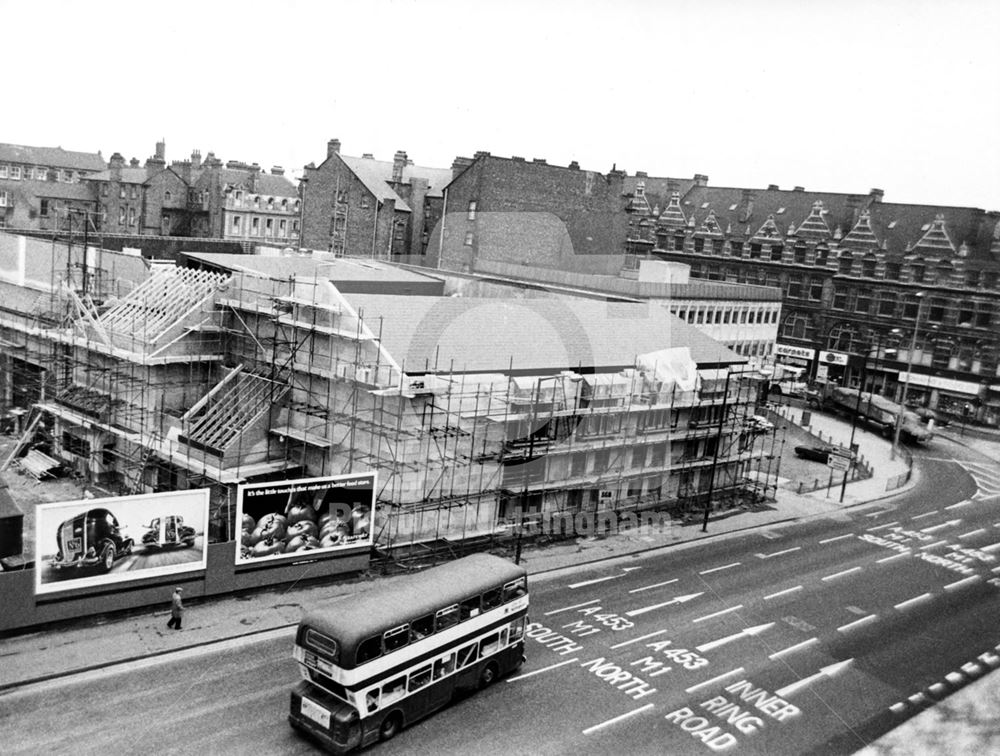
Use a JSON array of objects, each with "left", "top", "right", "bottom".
[
  {"left": 908, "top": 693, "right": 925, "bottom": 705},
  {"left": 764, "top": 585, "right": 803, "bottom": 600},
  {"left": 819, "top": 533, "right": 855, "bottom": 544},
  {"left": 980, "top": 542, "right": 1000, "bottom": 553},
  {"left": 685, "top": 667, "right": 746, "bottom": 694},
  {"left": 949, "top": 671, "right": 968, "bottom": 683},
  {"left": 867, "top": 521, "right": 900, "bottom": 532},
  {"left": 568, "top": 575, "right": 624, "bottom": 589},
  {"left": 699, "top": 562, "right": 741, "bottom": 575},
  {"left": 945, "top": 500, "right": 973, "bottom": 510},
  {"left": 921, "top": 520, "right": 962, "bottom": 534},
  {"left": 958, "top": 529, "right": 987, "bottom": 539},
  {"left": 693, "top": 605, "right": 744, "bottom": 624},
  {"left": 929, "top": 682, "right": 947, "bottom": 696},
  {"left": 769, "top": 637, "right": 819, "bottom": 660},
  {"left": 895, "top": 593, "right": 932, "bottom": 611},
  {"left": 911, "top": 511, "right": 938, "bottom": 520},
  {"left": 822, "top": 566, "right": 863, "bottom": 582},
  {"left": 921, "top": 540, "right": 949, "bottom": 550},
  {"left": 877, "top": 552, "right": 911, "bottom": 563},
  {"left": 626, "top": 592, "right": 704, "bottom": 618},
  {"left": 944, "top": 576, "right": 980, "bottom": 591},
  {"left": 890, "top": 702, "right": 906, "bottom": 714},
  {"left": 582, "top": 704, "right": 655, "bottom": 735},
  {"left": 544, "top": 599, "right": 600, "bottom": 616},
  {"left": 507, "top": 658, "right": 580, "bottom": 682},
  {"left": 979, "top": 652, "right": 1000, "bottom": 666},
  {"left": 629, "top": 578, "right": 678, "bottom": 594},
  {"left": 756, "top": 547, "right": 801, "bottom": 560},
  {"left": 837, "top": 615, "right": 877, "bottom": 633},
  {"left": 865, "top": 510, "right": 891, "bottom": 518},
  {"left": 609, "top": 629, "right": 670, "bottom": 649}
]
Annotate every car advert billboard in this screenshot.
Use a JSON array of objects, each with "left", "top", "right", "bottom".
[
  {"left": 235, "top": 472, "right": 376, "bottom": 566},
  {"left": 34, "top": 489, "right": 210, "bottom": 596}
]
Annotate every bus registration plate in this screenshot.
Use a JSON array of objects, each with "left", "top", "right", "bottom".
[{"left": 300, "top": 696, "right": 331, "bottom": 729}]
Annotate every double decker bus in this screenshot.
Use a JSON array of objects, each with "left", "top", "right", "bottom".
[{"left": 289, "top": 553, "right": 529, "bottom": 752}]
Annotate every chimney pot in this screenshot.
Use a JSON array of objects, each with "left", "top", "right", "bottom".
[
  {"left": 793, "top": 186, "right": 805, "bottom": 192},
  {"left": 635, "top": 171, "right": 648, "bottom": 178},
  {"left": 271, "top": 165, "right": 284, "bottom": 176},
  {"left": 327, "top": 138, "right": 341, "bottom": 157},
  {"left": 511, "top": 156, "right": 525, "bottom": 162},
  {"left": 532, "top": 158, "right": 546, "bottom": 164},
  {"left": 767, "top": 184, "right": 779, "bottom": 191},
  {"left": 568, "top": 161, "right": 580, "bottom": 170}
]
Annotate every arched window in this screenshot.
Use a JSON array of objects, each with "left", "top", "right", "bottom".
[{"left": 828, "top": 323, "right": 858, "bottom": 352}]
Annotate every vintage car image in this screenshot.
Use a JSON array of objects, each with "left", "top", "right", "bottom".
[
  {"left": 49, "top": 507, "right": 134, "bottom": 574},
  {"left": 35, "top": 489, "right": 210, "bottom": 595},
  {"left": 141, "top": 515, "right": 196, "bottom": 550},
  {"left": 236, "top": 473, "right": 376, "bottom": 565}
]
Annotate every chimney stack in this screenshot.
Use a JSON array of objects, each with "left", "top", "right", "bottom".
[
  {"left": 191, "top": 149, "right": 202, "bottom": 168},
  {"left": 155, "top": 140, "right": 166, "bottom": 161},
  {"left": 767, "top": 184, "right": 779, "bottom": 191},
  {"left": 451, "top": 156, "right": 474, "bottom": 176},
  {"left": 568, "top": 161, "right": 580, "bottom": 170},
  {"left": 869, "top": 187, "right": 884, "bottom": 203},
  {"left": 271, "top": 165, "right": 284, "bottom": 176},
  {"left": 109, "top": 152, "right": 124, "bottom": 181},
  {"left": 327, "top": 138, "right": 341, "bottom": 158},
  {"left": 693, "top": 174, "right": 709, "bottom": 187},
  {"left": 129, "top": 158, "right": 140, "bottom": 167},
  {"left": 392, "top": 150, "right": 407, "bottom": 183}
]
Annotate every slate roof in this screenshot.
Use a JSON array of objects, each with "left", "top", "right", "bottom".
[
  {"left": 215, "top": 168, "right": 298, "bottom": 197},
  {"left": 0, "top": 143, "right": 105, "bottom": 172},
  {"left": 347, "top": 293, "right": 742, "bottom": 374},
  {"left": 339, "top": 155, "right": 454, "bottom": 200},
  {"left": 83, "top": 167, "right": 150, "bottom": 185},
  {"left": 866, "top": 202, "right": 993, "bottom": 259},
  {"left": 339, "top": 155, "right": 411, "bottom": 212},
  {"left": 185, "top": 252, "right": 441, "bottom": 284}
]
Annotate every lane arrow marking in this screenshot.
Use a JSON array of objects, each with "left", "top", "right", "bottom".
[
  {"left": 776, "top": 659, "right": 853, "bottom": 698},
  {"left": 625, "top": 592, "right": 704, "bottom": 617},
  {"left": 755, "top": 547, "right": 801, "bottom": 560},
  {"left": 696, "top": 622, "right": 775, "bottom": 652}
]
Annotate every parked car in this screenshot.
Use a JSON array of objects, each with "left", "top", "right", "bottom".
[
  {"left": 142, "top": 515, "right": 196, "bottom": 549},
  {"left": 794, "top": 445, "right": 835, "bottom": 463},
  {"left": 50, "top": 507, "right": 134, "bottom": 573}
]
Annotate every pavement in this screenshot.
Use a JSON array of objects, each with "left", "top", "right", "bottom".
[{"left": 1, "top": 408, "right": 997, "bottom": 754}]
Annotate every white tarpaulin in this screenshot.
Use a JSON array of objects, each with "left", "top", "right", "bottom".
[{"left": 637, "top": 347, "right": 700, "bottom": 393}]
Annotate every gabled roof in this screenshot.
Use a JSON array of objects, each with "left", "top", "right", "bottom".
[
  {"left": 216, "top": 168, "right": 298, "bottom": 197},
  {"left": 339, "top": 155, "right": 411, "bottom": 212},
  {"left": 339, "top": 155, "right": 454, "bottom": 200},
  {"left": 347, "top": 293, "right": 742, "bottom": 374},
  {"left": 867, "top": 202, "right": 991, "bottom": 259},
  {"left": 0, "top": 143, "right": 105, "bottom": 172}
]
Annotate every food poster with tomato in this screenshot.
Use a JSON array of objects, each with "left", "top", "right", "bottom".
[
  {"left": 34, "top": 489, "right": 210, "bottom": 596},
  {"left": 235, "top": 472, "right": 376, "bottom": 565}
]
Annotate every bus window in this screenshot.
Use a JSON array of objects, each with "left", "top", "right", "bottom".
[
  {"left": 433, "top": 652, "right": 456, "bottom": 680},
  {"left": 436, "top": 604, "right": 460, "bottom": 631},
  {"left": 304, "top": 628, "right": 339, "bottom": 659},
  {"left": 382, "top": 676, "right": 406, "bottom": 705},
  {"left": 510, "top": 617, "right": 525, "bottom": 642},
  {"left": 503, "top": 577, "right": 527, "bottom": 603},
  {"left": 482, "top": 586, "right": 502, "bottom": 610},
  {"left": 499, "top": 628, "right": 509, "bottom": 647},
  {"left": 365, "top": 689, "right": 380, "bottom": 713},
  {"left": 460, "top": 596, "right": 481, "bottom": 620},
  {"left": 409, "top": 665, "right": 432, "bottom": 692},
  {"left": 410, "top": 614, "right": 434, "bottom": 641},
  {"left": 480, "top": 632, "right": 500, "bottom": 657},
  {"left": 384, "top": 624, "right": 409, "bottom": 652},
  {"left": 356, "top": 635, "right": 383, "bottom": 664},
  {"left": 457, "top": 643, "right": 478, "bottom": 669}
]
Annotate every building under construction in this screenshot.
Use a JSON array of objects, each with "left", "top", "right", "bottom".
[{"left": 0, "top": 233, "right": 778, "bottom": 559}]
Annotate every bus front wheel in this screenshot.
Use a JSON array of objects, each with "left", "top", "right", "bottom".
[
  {"left": 380, "top": 713, "right": 402, "bottom": 742},
  {"left": 479, "top": 662, "right": 499, "bottom": 689}
]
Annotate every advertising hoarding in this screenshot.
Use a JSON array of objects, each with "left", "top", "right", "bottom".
[
  {"left": 235, "top": 472, "right": 376, "bottom": 566},
  {"left": 35, "top": 489, "right": 210, "bottom": 596}
]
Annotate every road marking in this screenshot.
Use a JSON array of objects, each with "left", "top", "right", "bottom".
[
  {"left": 764, "top": 585, "right": 803, "bottom": 600},
  {"left": 877, "top": 552, "right": 911, "bottom": 563},
  {"left": 692, "top": 605, "right": 744, "bottom": 624},
  {"left": 948, "top": 671, "right": 966, "bottom": 683},
  {"left": 895, "top": 593, "right": 932, "bottom": 611},
  {"left": 993, "top": 566, "right": 1000, "bottom": 574},
  {"left": 929, "top": 682, "right": 947, "bottom": 696},
  {"left": 776, "top": 659, "right": 853, "bottom": 698},
  {"left": 921, "top": 519, "right": 961, "bottom": 533},
  {"left": 685, "top": 667, "right": 745, "bottom": 693},
  {"left": 569, "top": 575, "right": 626, "bottom": 589},
  {"left": 944, "top": 576, "right": 980, "bottom": 591},
  {"left": 696, "top": 623, "right": 775, "bottom": 652},
  {"left": 890, "top": 702, "right": 906, "bottom": 714},
  {"left": 867, "top": 521, "right": 900, "bottom": 532},
  {"left": 582, "top": 703, "right": 655, "bottom": 735},
  {"left": 629, "top": 578, "right": 678, "bottom": 594},
  {"left": 980, "top": 542, "right": 1000, "bottom": 553},
  {"left": 945, "top": 500, "right": 973, "bottom": 510},
  {"left": 865, "top": 509, "right": 891, "bottom": 518},
  {"left": 958, "top": 528, "right": 987, "bottom": 539},
  {"left": 822, "top": 566, "right": 862, "bottom": 582},
  {"left": 837, "top": 614, "right": 877, "bottom": 633},
  {"left": 769, "top": 637, "right": 819, "bottom": 660},
  {"left": 819, "top": 533, "right": 854, "bottom": 544},
  {"left": 921, "top": 540, "right": 949, "bottom": 550},
  {"left": 507, "top": 657, "right": 580, "bottom": 681},
  {"left": 755, "top": 547, "right": 801, "bottom": 560},
  {"left": 960, "top": 664, "right": 981, "bottom": 677},
  {"left": 609, "top": 629, "right": 671, "bottom": 649},
  {"left": 625, "top": 592, "right": 704, "bottom": 617},
  {"left": 911, "top": 511, "right": 938, "bottom": 520},
  {"left": 978, "top": 652, "right": 1000, "bottom": 666},
  {"left": 699, "top": 562, "right": 741, "bottom": 575},
  {"left": 908, "top": 693, "right": 925, "bottom": 705},
  {"left": 544, "top": 599, "right": 600, "bottom": 616}
]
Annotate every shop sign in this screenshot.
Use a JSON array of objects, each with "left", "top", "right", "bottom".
[
  {"left": 775, "top": 343, "right": 815, "bottom": 361},
  {"left": 818, "top": 350, "right": 848, "bottom": 366}
]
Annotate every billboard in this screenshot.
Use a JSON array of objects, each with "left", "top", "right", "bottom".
[
  {"left": 35, "top": 489, "right": 210, "bottom": 596},
  {"left": 235, "top": 472, "right": 376, "bottom": 566}
]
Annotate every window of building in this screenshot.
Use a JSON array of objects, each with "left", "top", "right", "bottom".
[
  {"left": 128, "top": 207, "right": 135, "bottom": 226},
  {"left": 251, "top": 216, "right": 260, "bottom": 236},
  {"left": 164, "top": 191, "right": 172, "bottom": 201},
  {"left": 712, "top": 238, "right": 724, "bottom": 254},
  {"left": 39, "top": 199, "right": 49, "bottom": 216},
  {"left": 966, "top": 270, "right": 980, "bottom": 288},
  {"left": 694, "top": 237, "right": 704, "bottom": 253},
  {"left": 878, "top": 292, "right": 897, "bottom": 316},
  {"left": 730, "top": 241, "right": 743, "bottom": 258},
  {"left": 902, "top": 296, "right": 921, "bottom": 320},
  {"left": 911, "top": 264, "right": 925, "bottom": 283},
  {"left": 985, "top": 272, "right": 998, "bottom": 289},
  {"left": 673, "top": 233, "right": 685, "bottom": 251},
  {"left": 749, "top": 243, "right": 762, "bottom": 259},
  {"left": 62, "top": 170, "right": 73, "bottom": 182},
  {"left": 267, "top": 197, "right": 274, "bottom": 209},
  {"left": 254, "top": 196, "right": 261, "bottom": 208},
  {"left": 855, "top": 288, "right": 872, "bottom": 314},
  {"left": 467, "top": 200, "right": 477, "bottom": 220},
  {"left": 770, "top": 244, "right": 784, "bottom": 261},
  {"left": 119, "top": 186, "right": 126, "bottom": 199},
  {"left": 815, "top": 247, "right": 829, "bottom": 266},
  {"left": 838, "top": 253, "right": 853, "bottom": 275},
  {"left": 232, "top": 216, "right": 241, "bottom": 233},
  {"left": 794, "top": 242, "right": 807, "bottom": 264},
  {"left": 809, "top": 278, "right": 824, "bottom": 301},
  {"left": 10, "top": 166, "right": 21, "bottom": 180},
  {"left": 786, "top": 275, "right": 803, "bottom": 299},
  {"left": 279, "top": 219, "right": 287, "bottom": 236},
  {"left": 130, "top": 185, "right": 138, "bottom": 199},
  {"left": 635, "top": 182, "right": 645, "bottom": 198},
  {"left": 36, "top": 167, "right": 48, "bottom": 180},
  {"left": 0, "top": 190, "right": 8, "bottom": 207},
  {"left": 118, "top": 206, "right": 126, "bottom": 224},
  {"left": 862, "top": 256, "right": 877, "bottom": 278},
  {"left": 927, "top": 298, "right": 946, "bottom": 323},
  {"left": 464, "top": 231, "right": 474, "bottom": 246},
  {"left": 832, "top": 286, "right": 848, "bottom": 310},
  {"left": 265, "top": 218, "right": 274, "bottom": 236},
  {"left": 957, "top": 301, "right": 975, "bottom": 327},
  {"left": 976, "top": 305, "right": 993, "bottom": 328},
  {"left": 885, "top": 262, "right": 901, "bottom": 280},
  {"left": 360, "top": 195, "right": 370, "bottom": 209},
  {"left": 394, "top": 222, "right": 406, "bottom": 242},
  {"left": 0, "top": 165, "right": 7, "bottom": 179}
]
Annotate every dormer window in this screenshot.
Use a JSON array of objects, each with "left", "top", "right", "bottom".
[
  {"left": 635, "top": 182, "right": 645, "bottom": 198},
  {"left": 165, "top": 191, "right": 172, "bottom": 201}
]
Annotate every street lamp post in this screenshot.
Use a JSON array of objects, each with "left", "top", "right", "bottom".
[{"left": 891, "top": 292, "right": 926, "bottom": 460}]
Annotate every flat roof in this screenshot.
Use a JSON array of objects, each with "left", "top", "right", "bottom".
[{"left": 184, "top": 252, "right": 442, "bottom": 285}]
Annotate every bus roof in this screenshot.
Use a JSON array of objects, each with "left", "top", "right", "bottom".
[{"left": 301, "top": 553, "right": 527, "bottom": 651}]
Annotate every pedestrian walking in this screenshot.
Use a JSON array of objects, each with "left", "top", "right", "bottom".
[{"left": 167, "top": 586, "right": 184, "bottom": 630}]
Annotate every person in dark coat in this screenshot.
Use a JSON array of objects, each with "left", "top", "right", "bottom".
[{"left": 167, "top": 587, "right": 184, "bottom": 630}]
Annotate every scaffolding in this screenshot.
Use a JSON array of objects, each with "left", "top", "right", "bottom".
[{"left": 0, "top": 234, "right": 777, "bottom": 562}]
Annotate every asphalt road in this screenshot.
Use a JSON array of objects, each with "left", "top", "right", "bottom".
[{"left": 4, "top": 440, "right": 1000, "bottom": 755}]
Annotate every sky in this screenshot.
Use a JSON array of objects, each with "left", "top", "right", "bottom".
[{"left": 4, "top": 0, "right": 999, "bottom": 210}]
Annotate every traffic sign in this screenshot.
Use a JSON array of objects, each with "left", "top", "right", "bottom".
[{"left": 827, "top": 451, "right": 851, "bottom": 471}]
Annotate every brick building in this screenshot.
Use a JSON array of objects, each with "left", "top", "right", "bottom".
[
  {"left": 300, "top": 139, "right": 452, "bottom": 260},
  {"left": 437, "top": 153, "right": 630, "bottom": 276},
  {"left": 0, "top": 143, "right": 105, "bottom": 231}
]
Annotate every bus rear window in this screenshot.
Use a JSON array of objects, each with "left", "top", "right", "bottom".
[
  {"left": 503, "top": 577, "right": 527, "bottom": 602},
  {"left": 356, "top": 635, "right": 383, "bottom": 664},
  {"left": 304, "top": 628, "right": 339, "bottom": 659}
]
